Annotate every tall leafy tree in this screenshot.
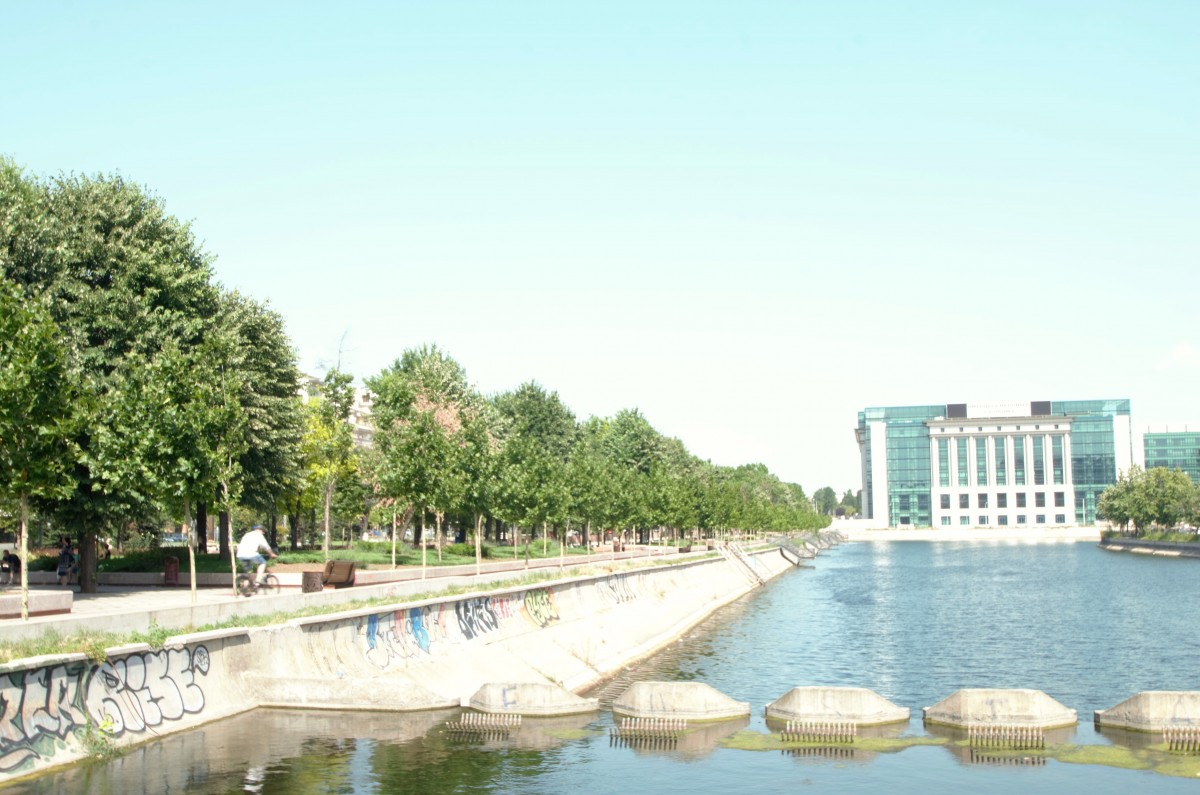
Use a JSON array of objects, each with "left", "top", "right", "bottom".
[
  {"left": 0, "top": 283, "right": 77, "bottom": 618},
  {"left": 2, "top": 164, "right": 220, "bottom": 591},
  {"left": 303, "top": 368, "right": 356, "bottom": 559},
  {"left": 368, "top": 345, "right": 474, "bottom": 556}
]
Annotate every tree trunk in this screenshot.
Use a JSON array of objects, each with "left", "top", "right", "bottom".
[
  {"left": 78, "top": 517, "right": 98, "bottom": 594},
  {"left": 218, "top": 511, "right": 231, "bottom": 561},
  {"left": 19, "top": 494, "right": 29, "bottom": 621},
  {"left": 267, "top": 513, "right": 278, "bottom": 549},
  {"left": 420, "top": 511, "right": 427, "bottom": 579},
  {"left": 196, "top": 501, "right": 208, "bottom": 552},
  {"left": 436, "top": 511, "right": 443, "bottom": 562},
  {"left": 288, "top": 511, "right": 300, "bottom": 551},
  {"left": 474, "top": 513, "right": 483, "bottom": 576},
  {"left": 323, "top": 483, "right": 333, "bottom": 560}
]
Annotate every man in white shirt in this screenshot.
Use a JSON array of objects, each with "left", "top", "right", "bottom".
[{"left": 236, "top": 524, "right": 277, "bottom": 586}]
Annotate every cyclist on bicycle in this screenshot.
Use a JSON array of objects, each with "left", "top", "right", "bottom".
[{"left": 235, "top": 524, "right": 277, "bottom": 588}]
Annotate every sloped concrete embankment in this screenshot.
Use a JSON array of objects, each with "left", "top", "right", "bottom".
[{"left": 0, "top": 548, "right": 794, "bottom": 782}]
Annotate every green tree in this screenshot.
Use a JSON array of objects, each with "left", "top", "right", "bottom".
[
  {"left": 304, "top": 368, "right": 356, "bottom": 559},
  {"left": 813, "top": 486, "right": 838, "bottom": 516},
  {"left": 2, "top": 166, "right": 221, "bottom": 591},
  {"left": 367, "top": 345, "right": 474, "bottom": 557},
  {"left": 219, "top": 291, "right": 304, "bottom": 528},
  {"left": 0, "top": 283, "right": 77, "bottom": 618}
]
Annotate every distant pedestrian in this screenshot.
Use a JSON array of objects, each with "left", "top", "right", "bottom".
[
  {"left": 57, "top": 539, "right": 76, "bottom": 586},
  {"left": 0, "top": 550, "right": 17, "bottom": 585}
]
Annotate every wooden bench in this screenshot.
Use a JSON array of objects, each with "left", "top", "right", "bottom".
[{"left": 321, "top": 559, "right": 356, "bottom": 588}]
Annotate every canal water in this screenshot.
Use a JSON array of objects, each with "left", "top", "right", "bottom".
[{"left": 12, "top": 541, "right": 1200, "bottom": 793}]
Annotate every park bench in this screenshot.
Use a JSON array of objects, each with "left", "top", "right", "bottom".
[{"left": 321, "top": 559, "right": 356, "bottom": 588}]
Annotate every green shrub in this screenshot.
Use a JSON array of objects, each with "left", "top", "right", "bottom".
[{"left": 444, "top": 543, "right": 488, "bottom": 558}]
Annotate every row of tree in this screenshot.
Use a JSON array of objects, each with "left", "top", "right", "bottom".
[
  {"left": 356, "top": 348, "right": 829, "bottom": 555},
  {"left": 1097, "top": 465, "right": 1200, "bottom": 534},
  {"left": 0, "top": 159, "right": 828, "bottom": 597}
]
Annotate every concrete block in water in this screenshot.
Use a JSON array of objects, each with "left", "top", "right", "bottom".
[
  {"left": 468, "top": 682, "right": 599, "bottom": 716},
  {"left": 1095, "top": 691, "right": 1200, "bottom": 732},
  {"left": 765, "top": 686, "right": 909, "bottom": 726},
  {"left": 613, "top": 681, "right": 750, "bottom": 721},
  {"left": 923, "top": 688, "right": 1076, "bottom": 729}
]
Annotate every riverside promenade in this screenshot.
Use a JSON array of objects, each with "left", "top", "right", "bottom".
[{"left": 0, "top": 545, "right": 699, "bottom": 642}]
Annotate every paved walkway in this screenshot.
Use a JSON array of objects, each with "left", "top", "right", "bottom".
[{"left": 0, "top": 546, "right": 703, "bottom": 643}]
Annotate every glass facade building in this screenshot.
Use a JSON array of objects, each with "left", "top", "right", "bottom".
[
  {"left": 856, "top": 399, "right": 1133, "bottom": 527},
  {"left": 1143, "top": 428, "right": 1200, "bottom": 484}
]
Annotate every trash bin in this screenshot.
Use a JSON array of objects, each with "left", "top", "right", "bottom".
[
  {"left": 301, "top": 571, "right": 324, "bottom": 593},
  {"left": 163, "top": 556, "right": 180, "bottom": 586}
]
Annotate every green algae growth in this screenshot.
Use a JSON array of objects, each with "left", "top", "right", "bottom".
[{"left": 718, "top": 731, "right": 1200, "bottom": 779}]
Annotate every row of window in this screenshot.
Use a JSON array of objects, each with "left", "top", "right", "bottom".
[
  {"left": 937, "top": 435, "right": 1066, "bottom": 488},
  {"left": 940, "top": 492, "right": 1066, "bottom": 510},
  {"left": 940, "top": 515, "right": 1068, "bottom": 526}
]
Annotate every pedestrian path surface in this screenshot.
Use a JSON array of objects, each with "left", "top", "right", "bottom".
[{"left": 0, "top": 546, "right": 703, "bottom": 643}]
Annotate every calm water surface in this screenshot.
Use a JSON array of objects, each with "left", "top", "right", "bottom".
[{"left": 14, "top": 542, "right": 1200, "bottom": 793}]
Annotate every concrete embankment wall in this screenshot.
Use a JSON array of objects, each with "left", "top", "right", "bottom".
[
  {"left": 0, "top": 547, "right": 794, "bottom": 782},
  {"left": 1099, "top": 538, "right": 1200, "bottom": 559}
]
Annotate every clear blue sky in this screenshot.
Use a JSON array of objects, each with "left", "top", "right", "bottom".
[{"left": 4, "top": 1, "right": 1198, "bottom": 495}]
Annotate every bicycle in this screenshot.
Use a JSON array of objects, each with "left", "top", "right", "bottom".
[{"left": 236, "top": 559, "right": 279, "bottom": 597}]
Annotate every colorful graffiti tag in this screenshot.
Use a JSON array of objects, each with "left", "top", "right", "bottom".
[
  {"left": 0, "top": 645, "right": 210, "bottom": 773},
  {"left": 523, "top": 589, "right": 559, "bottom": 628}
]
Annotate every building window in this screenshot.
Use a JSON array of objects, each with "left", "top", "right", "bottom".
[
  {"left": 941, "top": 516, "right": 951, "bottom": 526},
  {"left": 959, "top": 494, "right": 969, "bottom": 509},
  {"left": 978, "top": 493, "right": 988, "bottom": 509},
  {"left": 1055, "top": 514, "right": 1066, "bottom": 524},
  {"left": 1052, "top": 436, "right": 1064, "bottom": 485},
  {"left": 1017, "top": 515, "right": 1027, "bottom": 524},
  {"left": 997, "top": 493, "right": 1008, "bottom": 508},
  {"left": 1013, "top": 436, "right": 1026, "bottom": 485},
  {"left": 976, "top": 437, "right": 988, "bottom": 486},
  {"left": 956, "top": 437, "right": 968, "bottom": 487},
  {"left": 1033, "top": 436, "right": 1046, "bottom": 485},
  {"left": 1055, "top": 492, "right": 1065, "bottom": 507},
  {"left": 960, "top": 516, "right": 970, "bottom": 525},
  {"left": 1036, "top": 514, "right": 1046, "bottom": 524},
  {"left": 994, "top": 436, "right": 1007, "bottom": 486},
  {"left": 1017, "top": 493, "right": 1027, "bottom": 508},
  {"left": 999, "top": 515, "right": 1009, "bottom": 525},
  {"left": 979, "top": 515, "right": 988, "bottom": 525},
  {"left": 940, "top": 494, "right": 950, "bottom": 509},
  {"left": 938, "top": 438, "right": 950, "bottom": 487},
  {"left": 1035, "top": 493, "right": 1046, "bottom": 508}
]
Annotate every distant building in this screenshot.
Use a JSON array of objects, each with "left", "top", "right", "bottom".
[
  {"left": 855, "top": 400, "right": 1134, "bottom": 528},
  {"left": 1142, "top": 425, "right": 1200, "bottom": 484}
]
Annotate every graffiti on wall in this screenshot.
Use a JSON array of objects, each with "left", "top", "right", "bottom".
[
  {"left": 455, "top": 597, "right": 500, "bottom": 641},
  {"left": 596, "top": 574, "right": 639, "bottom": 606},
  {"left": 360, "top": 604, "right": 465, "bottom": 669},
  {"left": 523, "top": 589, "right": 559, "bottom": 628},
  {"left": 0, "top": 645, "right": 210, "bottom": 774}
]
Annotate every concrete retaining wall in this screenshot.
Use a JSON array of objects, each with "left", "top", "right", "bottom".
[
  {"left": 1099, "top": 538, "right": 1200, "bottom": 559},
  {"left": 0, "top": 547, "right": 794, "bottom": 783}
]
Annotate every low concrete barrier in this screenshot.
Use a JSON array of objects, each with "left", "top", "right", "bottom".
[
  {"left": 765, "top": 686, "right": 909, "bottom": 726},
  {"left": 923, "top": 688, "right": 1077, "bottom": 730},
  {"left": 1095, "top": 691, "right": 1200, "bottom": 731},
  {"left": 0, "top": 591, "right": 73, "bottom": 619}
]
